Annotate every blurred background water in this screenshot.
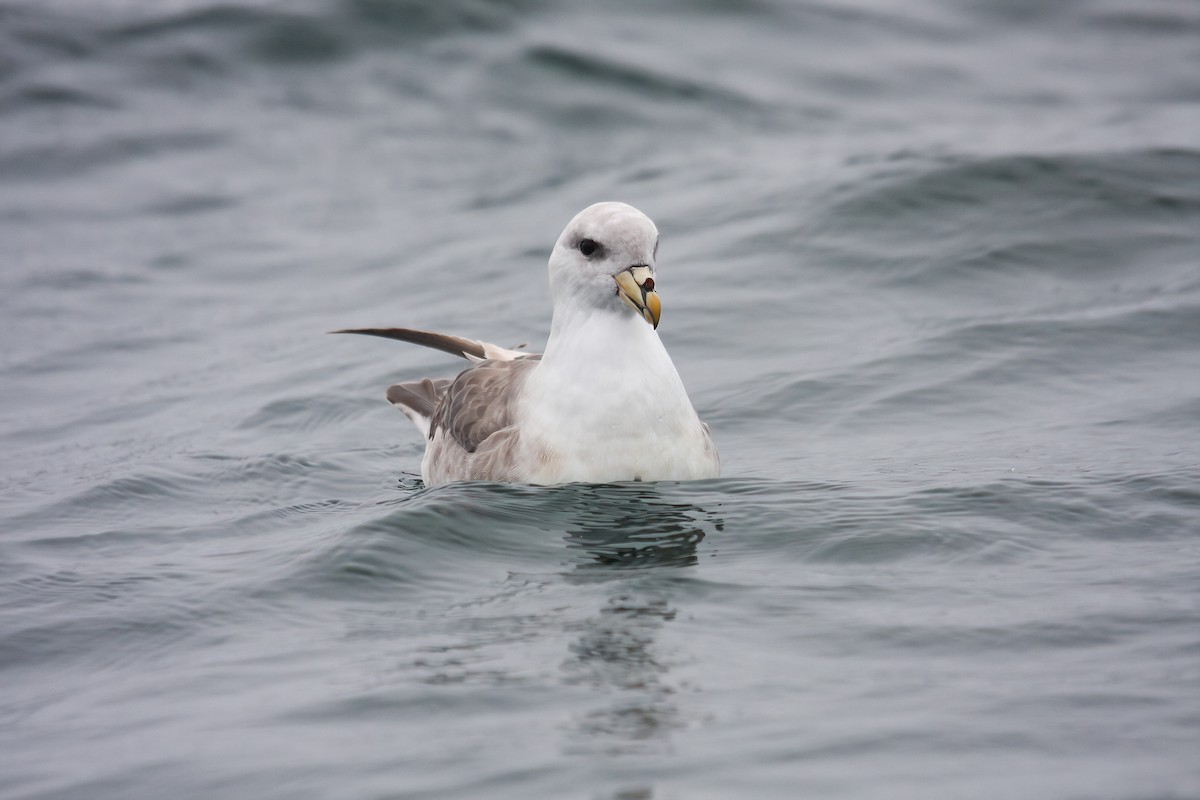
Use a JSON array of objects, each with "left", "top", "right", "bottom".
[{"left": 1, "top": 0, "right": 1199, "bottom": 798}]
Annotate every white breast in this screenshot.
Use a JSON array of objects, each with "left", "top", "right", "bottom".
[{"left": 516, "top": 311, "right": 718, "bottom": 484}]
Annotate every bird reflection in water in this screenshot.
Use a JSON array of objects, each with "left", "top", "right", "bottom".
[
  {"left": 558, "top": 482, "right": 720, "bottom": 572},
  {"left": 553, "top": 483, "right": 722, "bottom": 757}
]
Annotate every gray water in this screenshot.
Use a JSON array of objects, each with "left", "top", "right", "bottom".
[{"left": 2, "top": 1, "right": 1199, "bottom": 798}]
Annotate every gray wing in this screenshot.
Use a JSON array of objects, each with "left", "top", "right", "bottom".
[
  {"left": 386, "top": 377, "right": 451, "bottom": 423},
  {"left": 328, "top": 326, "right": 535, "bottom": 453},
  {"left": 430, "top": 357, "right": 540, "bottom": 452},
  {"left": 332, "top": 327, "right": 529, "bottom": 362}
]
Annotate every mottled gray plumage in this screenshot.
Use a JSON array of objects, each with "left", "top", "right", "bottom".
[{"left": 427, "top": 357, "right": 540, "bottom": 453}]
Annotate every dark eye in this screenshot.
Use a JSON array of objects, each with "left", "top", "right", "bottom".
[{"left": 579, "top": 238, "right": 597, "bottom": 256}]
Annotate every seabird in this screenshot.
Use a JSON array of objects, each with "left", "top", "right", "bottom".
[{"left": 336, "top": 202, "right": 719, "bottom": 486}]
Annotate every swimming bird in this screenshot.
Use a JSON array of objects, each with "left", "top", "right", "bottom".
[{"left": 336, "top": 202, "right": 719, "bottom": 486}]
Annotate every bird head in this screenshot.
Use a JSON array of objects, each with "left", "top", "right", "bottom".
[{"left": 548, "top": 202, "right": 661, "bottom": 329}]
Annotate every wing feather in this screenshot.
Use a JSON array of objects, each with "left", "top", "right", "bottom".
[
  {"left": 332, "top": 327, "right": 531, "bottom": 362},
  {"left": 431, "top": 358, "right": 539, "bottom": 453}
]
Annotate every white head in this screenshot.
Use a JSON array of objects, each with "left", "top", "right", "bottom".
[{"left": 548, "top": 202, "right": 662, "bottom": 329}]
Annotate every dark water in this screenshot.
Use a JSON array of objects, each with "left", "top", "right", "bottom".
[{"left": 2, "top": 0, "right": 1199, "bottom": 797}]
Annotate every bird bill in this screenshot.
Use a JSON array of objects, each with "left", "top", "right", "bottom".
[{"left": 614, "top": 266, "right": 661, "bottom": 329}]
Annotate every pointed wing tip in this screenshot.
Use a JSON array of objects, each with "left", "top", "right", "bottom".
[{"left": 326, "top": 327, "right": 489, "bottom": 361}]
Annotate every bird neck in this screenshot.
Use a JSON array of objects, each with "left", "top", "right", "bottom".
[{"left": 542, "top": 303, "right": 663, "bottom": 369}]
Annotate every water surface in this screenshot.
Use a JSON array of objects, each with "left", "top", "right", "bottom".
[{"left": 1, "top": 1, "right": 1198, "bottom": 798}]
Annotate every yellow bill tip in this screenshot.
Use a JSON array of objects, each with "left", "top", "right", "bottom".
[{"left": 614, "top": 268, "right": 661, "bottom": 329}]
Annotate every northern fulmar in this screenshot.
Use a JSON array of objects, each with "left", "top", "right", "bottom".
[{"left": 336, "top": 202, "right": 719, "bottom": 486}]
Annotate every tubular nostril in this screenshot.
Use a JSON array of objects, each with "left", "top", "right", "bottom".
[{"left": 643, "top": 277, "right": 655, "bottom": 291}]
